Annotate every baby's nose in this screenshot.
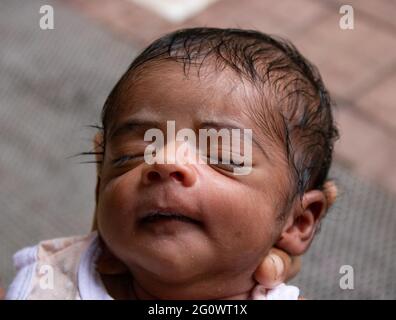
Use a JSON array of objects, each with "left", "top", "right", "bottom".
[{"left": 141, "top": 162, "right": 197, "bottom": 187}]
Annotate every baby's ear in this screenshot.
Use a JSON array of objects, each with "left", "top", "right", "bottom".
[
  {"left": 93, "top": 132, "right": 104, "bottom": 176},
  {"left": 275, "top": 190, "right": 327, "bottom": 256},
  {"left": 92, "top": 132, "right": 103, "bottom": 231}
]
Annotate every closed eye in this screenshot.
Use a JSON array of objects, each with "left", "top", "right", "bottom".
[
  {"left": 112, "top": 154, "right": 144, "bottom": 167},
  {"left": 206, "top": 155, "right": 245, "bottom": 171}
]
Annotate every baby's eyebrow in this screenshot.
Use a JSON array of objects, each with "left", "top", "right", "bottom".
[
  {"left": 200, "top": 120, "right": 268, "bottom": 158},
  {"left": 108, "top": 119, "right": 161, "bottom": 142}
]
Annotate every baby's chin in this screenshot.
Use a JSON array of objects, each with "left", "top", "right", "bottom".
[
  {"left": 119, "top": 240, "right": 260, "bottom": 300},
  {"left": 128, "top": 252, "right": 257, "bottom": 300},
  {"left": 126, "top": 233, "right": 217, "bottom": 284}
]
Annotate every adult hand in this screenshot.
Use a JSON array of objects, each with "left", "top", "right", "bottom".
[{"left": 254, "top": 248, "right": 301, "bottom": 288}]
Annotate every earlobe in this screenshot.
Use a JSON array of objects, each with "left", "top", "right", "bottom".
[{"left": 275, "top": 190, "right": 327, "bottom": 256}]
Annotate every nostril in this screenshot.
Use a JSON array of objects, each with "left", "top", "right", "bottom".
[
  {"left": 147, "top": 171, "right": 161, "bottom": 181},
  {"left": 170, "top": 171, "right": 184, "bottom": 182}
]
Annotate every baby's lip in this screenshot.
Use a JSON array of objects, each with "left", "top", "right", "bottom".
[
  {"left": 139, "top": 210, "right": 201, "bottom": 225},
  {"left": 137, "top": 205, "right": 203, "bottom": 226}
]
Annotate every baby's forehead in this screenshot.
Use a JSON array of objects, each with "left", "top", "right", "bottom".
[
  {"left": 105, "top": 60, "right": 291, "bottom": 164},
  {"left": 109, "top": 61, "right": 266, "bottom": 128},
  {"left": 105, "top": 70, "right": 288, "bottom": 173}
]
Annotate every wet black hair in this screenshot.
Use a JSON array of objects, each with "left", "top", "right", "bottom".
[{"left": 99, "top": 27, "right": 339, "bottom": 208}]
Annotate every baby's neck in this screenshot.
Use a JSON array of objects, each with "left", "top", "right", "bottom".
[
  {"left": 101, "top": 270, "right": 257, "bottom": 300},
  {"left": 131, "top": 280, "right": 252, "bottom": 300},
  {"left": 128, "top": 266, "right": 257, "bottom": 300},
  {"left": 98, "top": 241, "right": 258, "bottom": 300}
]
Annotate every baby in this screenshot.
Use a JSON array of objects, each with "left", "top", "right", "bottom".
[{"left": 6, "top": 27, "right": 338, "bottom": 300}]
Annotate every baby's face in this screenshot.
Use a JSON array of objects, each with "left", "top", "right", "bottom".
[{"left": 96, "top": 62, "right": 291, "bottom": 296}]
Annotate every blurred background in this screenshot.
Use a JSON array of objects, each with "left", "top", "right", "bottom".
[{"left": 0, "top": 0, "right": 395, "bottom": 299}]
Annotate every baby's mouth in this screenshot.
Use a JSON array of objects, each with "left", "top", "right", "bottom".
[{"left": 139, "top": 210, "right": 201, "bottom": 226}]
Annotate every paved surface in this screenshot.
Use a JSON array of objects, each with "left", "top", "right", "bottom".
[{"left": 0, "top": 0, "right": 395, "bottom": 299}]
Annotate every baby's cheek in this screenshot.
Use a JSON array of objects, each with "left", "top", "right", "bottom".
[
  {"left": 207, "top": 187, "right": 278, "bottom": 255},
  {"left": 97, "top": 174, "right": 139, "bottom": 231}
]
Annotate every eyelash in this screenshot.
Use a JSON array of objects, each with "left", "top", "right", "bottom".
[
  {"left": 111, "top": 153, "right": 246, "bottom": 171},
  {"left": 206, "top": 155, "right": 245, "bottom": 171},
  {"left": 112, "top": 154, "right": 144, "bottom": 167}
]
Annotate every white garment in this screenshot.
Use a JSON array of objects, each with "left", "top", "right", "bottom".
[
  {"left": 77, "top": 235, "right": 112, "bottom": 300},
  {"left": 6, "top": 232, "right": 299, "bottom": 300},
  {"left": 251, "top": 283, "right": 300, "bottom": 300}
]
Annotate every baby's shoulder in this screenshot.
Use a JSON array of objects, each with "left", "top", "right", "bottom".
[
  {"left": 35, "top": 233, "right": 96, "bottom": 262},
  {"left": 6, "top": 232, "right": 97, "bottom": 300}
]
